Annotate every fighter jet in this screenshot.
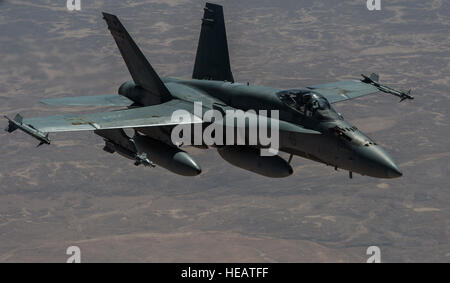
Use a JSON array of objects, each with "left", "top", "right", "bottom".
[{"left": 4, "top": 3, "right": 413, "bottom": 179}]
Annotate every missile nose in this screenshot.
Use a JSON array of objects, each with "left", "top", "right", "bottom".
[{"left": 357, "top": 145, "right": 403, "bottom": 178}]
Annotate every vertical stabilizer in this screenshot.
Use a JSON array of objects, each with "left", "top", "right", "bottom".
[
  {"left": 192, "top": 3, "right": 234, "bottom": 82},
  {"left": 102, "top": 12, "right": 172, "bottom": 103}
]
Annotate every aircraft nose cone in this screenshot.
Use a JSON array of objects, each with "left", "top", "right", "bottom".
[
  {"left": 357, "top": 145, "right": 403, "bottom": 178},
  {"left": 386, "top": 162, "right": 403, "bottom": 178}
]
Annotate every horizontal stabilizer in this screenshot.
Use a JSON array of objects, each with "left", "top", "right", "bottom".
[{"left": 41, "top": 95, "right": 134, "bottom": 107}]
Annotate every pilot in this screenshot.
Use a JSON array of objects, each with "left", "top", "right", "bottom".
[
  {"left": 294, "top": 93, "right": 309, "bottom": 114},
  {"left": 304, "top": 94, "right": 316, "bottom": 117},
  {"left": 301, "top": 94, "right": 311, "bottom": 105},
  {"left": 311, "top": 99, "right": 319, "bottom": 111}
]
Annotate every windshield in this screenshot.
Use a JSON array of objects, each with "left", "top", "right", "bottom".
[{"left": 277, "top": 89, "right": 332, "bottom": 117}]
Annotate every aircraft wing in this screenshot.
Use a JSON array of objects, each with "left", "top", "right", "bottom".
[
  {"left": 40, "top": 94, "right": 134, "bottom": 107},
  {"left": 307, "top": 80, "right": 380, "bottom": 103},
  {"left": 5, "top": 99, "right": 201, "bottom": 145},
  {"left": 307, "top": 74, "right": 414, "bottom": 104}
]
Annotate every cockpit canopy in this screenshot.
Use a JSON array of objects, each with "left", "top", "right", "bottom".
[{"left": 277, "top": 89, "right": 332, "bottom": 117}]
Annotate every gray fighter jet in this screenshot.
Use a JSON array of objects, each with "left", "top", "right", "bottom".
[{"left": 5, "top": 3, "right": 413, "bottom": 179}]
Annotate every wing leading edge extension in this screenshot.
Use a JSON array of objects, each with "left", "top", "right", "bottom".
[{"left": 4, "top": 99, "right": 202, "bottom": 145}]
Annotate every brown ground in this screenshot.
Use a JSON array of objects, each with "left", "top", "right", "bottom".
[{"left": 0, "top": 0, "right": 448, "bottom": 262}]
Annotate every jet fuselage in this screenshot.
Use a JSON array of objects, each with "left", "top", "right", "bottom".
[{"left": 122, "top": 78, "right": 402, "bottom": 179}]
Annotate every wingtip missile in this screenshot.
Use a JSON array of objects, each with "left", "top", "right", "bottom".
[
  {"left": 37, "top": 133, "right": 50, "bottom": 147},
  {"left": 360, "top": 74, "right": 414, "bottom": 102},
  {"left": 361, "top": 73, "right": 379, "bottom": 84},
  {"left": 4, "top": 114, "right": 51, "bottom": 146},
  {"left": 399, "top": 89, "right": 414, "bottom": 102}
]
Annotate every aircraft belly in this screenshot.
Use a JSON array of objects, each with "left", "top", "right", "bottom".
[
  {"left": 136, "top": 126, "right": 175, "bottom": 145},
  {"left": 281, "top": 132, "right": 349, "bottom": 167},
  {"left": 280, "top": 131, "right": 321, "bottom": 160}
]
